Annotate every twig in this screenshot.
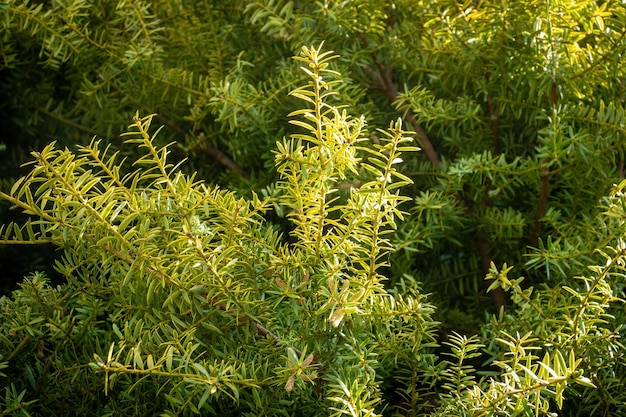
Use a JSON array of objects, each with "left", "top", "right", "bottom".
[
  {"left": 530, "top": 166, "right": 550, "bottom": 248},
  {"left": 154, "top": 114, "right": 251, "bottom": 179},
  {"left": 208, "top": 297, "right": 304, "bottom": 358},
  {"left": 487, "top": 92, "right": 499, "bottom": 153},
  {"left": 36, "top": 106, "right": 103, "bottom": 137},
  {"left": 476, "top": 233, "right": 506, "bottom": 312},
  {"left": 359, "top": 35, "right": 441, "bottom": 167}
]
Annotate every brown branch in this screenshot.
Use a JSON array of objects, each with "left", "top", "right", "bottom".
[
  {"left": 487, "top": 92, "right": 499, "bottom": 153},
  {"left": 530, "top": 165, "right": 551, "bottom": 249},
  {"left": 154, "top": 114, "right": 251, "bottom": 179},
  {"left": 363, "top": 64, "right": 442, "bottom": 167},
  {"left": 358, "top": 34, "right": 441, "bottom": 167},
  {"left": 212, "top": 299, "right": 292, "bottom": 345},
  {"left": 476, "top": 233, "right": 506, "bottom": 312},
  {"left": 193, "top": 133, "right": 251, "bottom": 180},
  {"left": 36, "top": 106, "right": 103, "bottom": 137}
]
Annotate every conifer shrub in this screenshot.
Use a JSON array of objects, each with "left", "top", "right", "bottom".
[
  {"left": 3, "top": 0, "right": 626, "bottom": 319},
  {"left": 1, "top": 44, "right": 625, "bottom": 417},
  {"left": 3, "top": 1, "right": 626, "bottom": 416}
]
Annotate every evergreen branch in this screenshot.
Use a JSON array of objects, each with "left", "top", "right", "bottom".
[
  {"left": 130, "top": 3, "right": 155, "bottom": 43},
  {"left": 94, "top": 219, "right": 298, "bottom": 357},
  {"left": 94, "top": 359, "right": 271, "bottom": 389},
  {"left": 142, "top": 70, "right": 211, "bottom": 99},
  {"left": 570, "top": 248, "right": 624, "bottom": 337},
  {"left": 125, "top": 114, "right": 177, "bottom": 195},
  {"left": 0, "top": 400, "right": 38, "bottom": 417},
  {"left": 79, "top": 142, "right": 130, "bottom": 191},
  {"left": 11, "top": 4, "right": 80, "bottom": 57},
  {"left": 570, "top": 27, "right": 626, "bottom": 80}
]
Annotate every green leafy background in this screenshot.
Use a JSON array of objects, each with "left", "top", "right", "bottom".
[{"left": 1, "top": 1, "right": 626, "bottom": 416}]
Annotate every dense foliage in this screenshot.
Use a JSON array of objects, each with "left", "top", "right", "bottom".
[{"left": 1, "top": 0, "right": 626, "bottom": 416}]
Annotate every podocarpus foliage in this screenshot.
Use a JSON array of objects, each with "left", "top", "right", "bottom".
[
  {"left": 3, "top": 0, "right": 626, "bottom": 415},
  {"left": 0, "top": 45, "right": 436, "bottom": 416},
  {"left": 2, "top": 44, "right": 626, "bottom": 417},
  {"left": 3, "top": 0, "right": 626, "bottom": 319}
]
